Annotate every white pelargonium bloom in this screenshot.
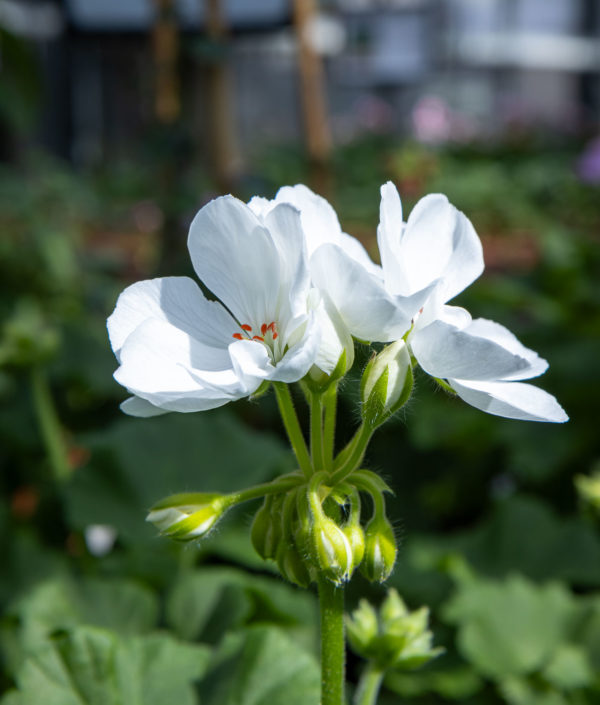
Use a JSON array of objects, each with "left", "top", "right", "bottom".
[
  {"left": 248, "top": 184, "right": 369, "bottom": 377},
  {"left": 107, "top": 195, "right": 321, "bottom": 416},
  {"left": 376, "top": 182, "right": 568, "bottom": 423}
]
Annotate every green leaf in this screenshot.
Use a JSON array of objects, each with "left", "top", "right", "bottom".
[
  {"left": 166, "top": 567, "right": 317, "bottom": 646},
  {"left": 64, "top": 411, "right": 294, "bottom": 544},
  {"left": 443, "top": 574, "right": 578, "bottom": 679},
  {"left": 1, "top": 577, "right": 158, "bottom": 675},
  {"left": 1, "top": 625, "right": 210, "bottom": 705},
  {"left": 542, "top": 644, "right": 595, "bottom": 690},
  {"left": 199, "top": 625, "right": 320, "bottom": 705}
]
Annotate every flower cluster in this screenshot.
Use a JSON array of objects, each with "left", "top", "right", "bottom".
[{"left": 108, "top": 182, "right": 567, "bottom": 424}]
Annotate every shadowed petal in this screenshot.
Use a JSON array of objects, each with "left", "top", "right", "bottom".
[
  {"left": 107, "top": 276, "right": 237, "bottom": 361},
  {"left": 450, "top": 379, "right": 569, "bottom": 423}
]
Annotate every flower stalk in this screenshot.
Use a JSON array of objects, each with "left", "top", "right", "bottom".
[
  {"left": 318, "top": 574, "right": 346, "bottom": 705},
  {"left": 273, "top": 382, "right": 313, "bottom": 479}
]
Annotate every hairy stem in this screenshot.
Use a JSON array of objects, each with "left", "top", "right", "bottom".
[
  {"left": 274, "top": 382, "right": 313, "bottom": 478},
  {"left": 331, "top": 423, "right": 373, "bottom": 484},
  {"left": 323, "top": 384, "right": 337, "bottom": 472},
  {"left": 318, "top": 575, "right": 346, "bottom": 705},
  {"left": 354, "top": 663, "right": 384, "bottom": 705},
  {"left": 310, "top": 390, "right": 326, "bottom": 472}
]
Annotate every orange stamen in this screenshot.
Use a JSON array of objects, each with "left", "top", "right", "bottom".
[
  {"left": 252, "top": 335, "right": 265, "bottom": 342},
  {"left": 261, "top": 323, "right": 267, "bottom": 335},
  {"left": 241, "top": 324, "right": 252, "bottom": 331},
  {"left": 232, "top": 333, "right": 243, "bottom": 340},
  {"left": 272, "top": 332, "right": 278, "bottom": 340}
]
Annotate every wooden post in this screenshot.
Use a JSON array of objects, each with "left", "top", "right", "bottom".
[
  {"left": 293, "top": 0, "right": 332, "bottom": 167},
  {"left": 153, "top": 0, "right": 180, "bottom": 123},
  {"left": 204, "top": 0, "right": 242, "bottom": 192}
]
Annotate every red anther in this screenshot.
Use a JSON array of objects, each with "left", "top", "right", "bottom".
[
  {"left": 241, "top": 324, "right": 252, "bottom": 331},
  {"left": 261, "top": 323, "right": 267, "bottom": 335},
  {"left": 267, "top": 322, "right": 276, "bottom": 331},
  {"left": 232, "top": 333, "right": 244, "bottom": 340},
  {"left": 252, "top": 335, "right": 265, "bottom": 342},
  {"left": 272, "top": 332, "right": 278, "bottom": 340}
]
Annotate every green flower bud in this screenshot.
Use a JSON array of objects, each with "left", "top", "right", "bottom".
[
  {"left": 342, "top": 522, "right": 365, "bottom": 570},
  {"left": 311, "top": 515, "right": 353, "bottom": 584},
  {"left": 346, "top": 599, "right": 379, "bottom": 657},
  {"left": 146, "top": 492, "right": 229, "bottom": 542},
  {"left": 0, "top": 300, "right": 60, "bottom": 368},
  {"left": 251, "top": 495, "right": 279, "bottom": 560},
  {"left": 361, "top": 340, "right": 413, "bottom": 426},
  {"left": 361, "top": 517, "right": 397, "bottom": 583},
  {"left": 276, "top": 542, "right": 312, "bottom": 588},
  {"left": 346, "top": 588, "right": 444, "bottom": 671},
  {"left": 575, "top": 470, "right": 600, "bottom": 514}
]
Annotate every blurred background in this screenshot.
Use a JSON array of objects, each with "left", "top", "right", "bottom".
[{"left": 1, "top": 1, "right": 600, "bottom": 704}]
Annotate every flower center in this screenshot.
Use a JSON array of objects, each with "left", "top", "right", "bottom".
[{"left": 232, "top": 321, "right": 281, "bottom": 360}]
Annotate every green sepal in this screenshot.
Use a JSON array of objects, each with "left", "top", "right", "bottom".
[
  {"left": 149, "top": 492, "right": 223, "bottom": 511},
  {"left": 249, "top": 379, "right": 271, "bottom": 400}
]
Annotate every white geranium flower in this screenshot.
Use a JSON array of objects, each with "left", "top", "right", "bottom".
[
  {"left": 107, "top": 195, "right": 321, "bottom": 416},
  {"left": 375, "top": 182, "right": 567, "bottom": 423},
  {"left": 248, "top": 184, "right": 365, "bottom": 377},
  {"left": 309, "top": 183, "right": 465, "bottom": 342}
]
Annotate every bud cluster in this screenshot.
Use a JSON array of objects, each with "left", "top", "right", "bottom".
[
  {"left": 250, "top": 470, "right": 399, "bottom": 587},
  {"left": 346, "top": 589, "right": 444, "bottom": 671}
]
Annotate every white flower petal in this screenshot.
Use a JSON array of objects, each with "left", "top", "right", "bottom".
[
  {"left": 228, "top": 339, "right": 273, "bottom": 388},
  {"left": 114, "top": 318, "right": 242, "bottom": 411},
  {"left": 107, "top": 276, "right": 237, "bottom": 360},
  {"left": 262, "top": 203, "right": 310, "bottom": 322},
  {"left": 188, "top": 195, "right": 282, "bottom": 326},
  {"left": 464, "top": 318, "right": 548, "bottom": 380},
  {"left": 411, "top": 319, "right": 532, "bottom": 381},
  {"left": 450, "top": 379, "right": 569, "bottom": 423},
  {"left": 384, "top": 191, "right": 484, "bottom": 302},
  {"left": 269, "top": 312, "right": 322, "bottom": 382},
  {"left": 399, "top": 193, "right": 457, "bottom": 294},
  {"left": 437, "top": 210, "right": 484, "bottom": 302},
  {"left": 338, "top": 231, "right": 382, "bottom": 277},
  {"left": 312, "top": 244, "right": 429, "bottom": 342},
  {"left": 120, "top": 396, "right": 170, "bottom": 417},
  {"left": 312, "top": 293, "right": 354, "bottom": 375},
  {"left": 377, "top": 181, "right": 411, "bottom": 296},
  {"left": 272, "top": 184, "right": 343, "bottom": 254}
]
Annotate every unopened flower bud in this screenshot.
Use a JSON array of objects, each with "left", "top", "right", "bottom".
[
  {"left": 311, "top": 515, "right": 353, "bottom": 584},
  {"left": 277, "top": 542, "right": 312, "bottom": 588},
  {"left": 361, "top": 340, "right": 412, "bottom": 426},
  {"left": 346, "top": 599, "right": 379, "bottom": 657},
  {"left": 251, "top": 496, "right": 279, "bottom": 560},
  {"left": 342, "top": 522, "right": 365, "bottom": 570},
  {"left": 146, "top": 492, "right": 229, "bottom": 542},
  {"left": 361, "top": 517, "right": 397, "bottom": 583},
  {"left": 347, "top": 588, "right": 443, "bottom": 671}
]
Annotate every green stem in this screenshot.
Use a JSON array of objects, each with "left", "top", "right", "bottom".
[
  {"left": 318, "top": 574, "right": 346, "bottom": 705},
  {"left": 331, "top": 424, "right": 373, "bottom": 484},
  {"left": 354, "top": 663, "right": 384, "bottom": 705},
  {"left": 273, "top": 382, "right": 313, "bottom": 479},
  {"left": 30, "top": 366, "right": 71, "bottom": 482},
  {"left": 310, "top": 390, "right": 325, "bottom": 472},
  {"left": 227, "top": 473, "right": 304, "bottom": 506},
  {"left": 323, "top": 384, "right": 337, "bottom": 472}
]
